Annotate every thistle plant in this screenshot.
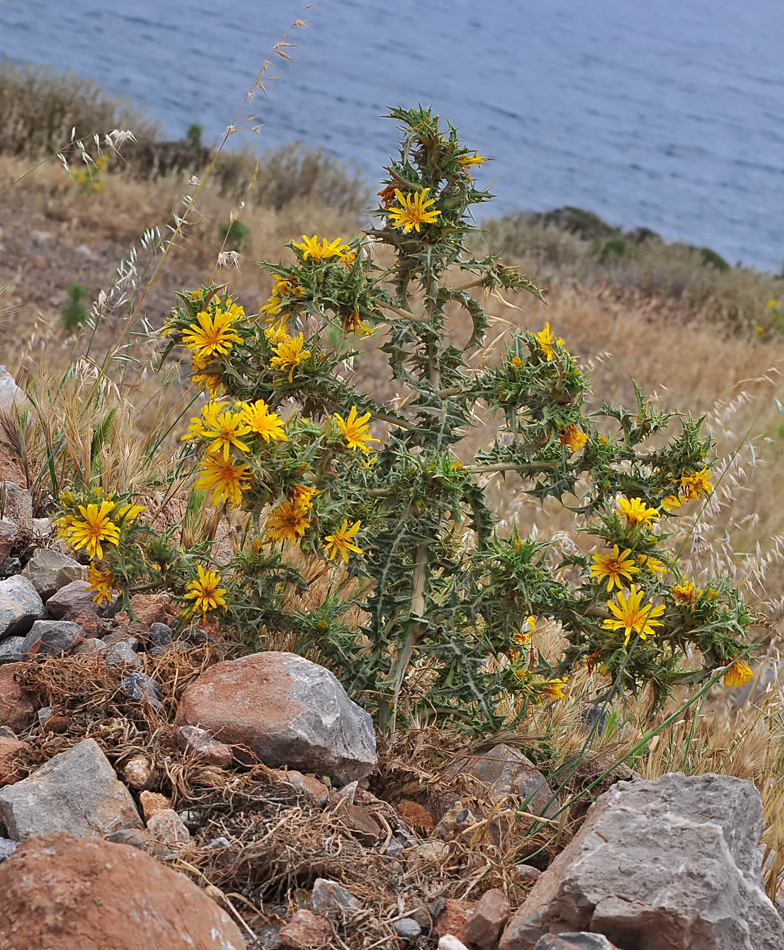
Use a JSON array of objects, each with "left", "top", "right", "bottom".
[{"left": 56, "top": 106, "right": 755, "bottom": 735}]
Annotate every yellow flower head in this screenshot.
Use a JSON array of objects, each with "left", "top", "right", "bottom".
[
  {"left": 183, "top": 565, "right": 228, "bottom": 619},
  {"left": 542, "top": 676, "right": 568, "bottom": 701},
  {"left": 637, "top": 554, "right": 667, "bottom": 577},
  {"left": 263, "top": 317, "right": 292, "bottom": 347},
  {"left": 334, "top": 406, "right": 380, "bottom": 453},
  {"left": 260, "top": 274, "right": 304, "bottom": 316},
  {"left": 377, "top": 184, "right": 397, "bottom": 207},
  {"left": 457, "top": 153, "right": 486, "bottom": 181},
  {"left": 679, "top": 467, "right": 713, "bottom": 501},
  {"left": 617, "top": 497, "right": 659, "bottom": 529},
  {"left": 203, "top": 407, "right": 251, "bottom": 461},
  {"left": 86, "top": 563, "right": 118, "bottom": 606},
  {"left": 266, "top": 499, "right": 311, "bottom": 544},
  {"left": 323, "top": 519, "right": 363, "bottom": 563},
  {"left": 293, "top": 235, "right": 350, "bottom": 262},
  {"left": 181, "top": 306, "right": 243, "bottom": 361},
  {"left": 270, "top": 333, "right": 311, "bottom": 383},
  {"left": 723, "top": 659, "right": 754, "bottom": 688},
  {"left": 290, "top": 485, "right": 318, "bottom": 511},
  {"left": 560, "top": 423, "right": 588, "bottom": 453},
  {"left": 534, "top": 323, "right": 565, "bottom": 361},
  {"left": 661, "top": 494, "right": 683, "bottom": 513},
  {"left": 589, "top": 545, "right": 639, "bottom": 593},
  {"left": 387, "top": 188, "right": 441, "bottom": 234},
  {"left": 510, "top": 355, "right": 523, "bottom": 368},
  {"left": 241, "top": 399, "right": 288, "bottom": 443},
  {"left": 672, "top": 581, "right": 701, "bottom": 606},
  {"left": 768, "top": 299, "right": 778, "bottom": 309},
  {"left": 343, "top": 311, "right": 372, "bottom": 335},
  {"left": 195, "top": 455, "right": 251, "bottom": 508},
  {"left": 513, "top": 615, "right": 536, "bottom": 645},
  {"left": 66, "top": 501, "right": 121, "bottom": 560},
  {"left": 603, "top": 585, "right": 665, "bottom": 646}
]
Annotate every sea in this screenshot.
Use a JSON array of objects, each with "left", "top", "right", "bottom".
[{"left": 1, "top": 0, "right": 783, "bottom": 270}]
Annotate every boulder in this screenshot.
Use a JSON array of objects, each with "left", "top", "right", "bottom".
[
  {"left": 175, "top": 651, "right": 377, "bottom": 783},
  {"left": 0, "top": 367, "right": 23, "bottom": 411},
  {"left": 0, "top": 636, "right": 24, "bottom": 665},
  {"left": 0, "top": 576, "right": 44, "bottom": 637},
  {"left": 535, "top": 937, "right": 620, "bottom": 950},
  {"left": 21, "top": 620, "right": 84, "bottom": 657},
  {"left": 499, "top": 772, "right": 784, "bottom": 950},
  {"left": 22, "top": 549, "right": 85, "bottom": 600},
  {"left": 0, "top": 736, "right": 29, "bottom": 787},
  {"left": 0, "top": 737, "right": 143, "bottom": 840},
  {"left": 45, "top": 579, "right": 100, "bottom": 618},
  {"left": 0, "top": 832, "right": 245, "bottom": 950},
  {"left": 464, "top": 888, "right": 511, "bottom": 950},
  {"left": 0, "top": 483, "right": 32, "bottom": 534},
  {"left": 0, "top": 664, "right": 36, "bottom": 731}
]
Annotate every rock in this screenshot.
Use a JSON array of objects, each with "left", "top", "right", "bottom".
[
  {"left": 146, "top": 808, "right": 191, "bottom": 849},
  {"left": 397, "top": 798, "right": 435, "bottom": 834},
  {"left": 0, "top": 636, "right": 24, "bottom": 665},
  {"left": 22, "top": 548, "right": 85, "bottom": 600},
  {"left": 0, "top": 556, "right": 21, "bottom": 577},
  {"left": 105, "top": 638, "right": 141, "bottom": 668},
  {"left": 394, "top": 917, "right": 422, "bottom": 939},
  {"left": 45, "top": 579, "right": 99, "bottom": 619},
  {"left": 499, "top": 772, "right": 784, "bottom": 950},
  {"left": 0, "top": 737, "right": 29, "bottom": 787},
  {"left": 21, "top": 620, "right": 84, "bottom": 657},
  {"left": 0, "top": 576, "right": 44, "bottom": 637},
  {"left": 415, "top": 839, "right": 450, "bottom": 867},
  {"left": 439, "top": 938, "right": 471, "bottom": 950},
  {"left": 0, "top": 521, "right": 18, "bottom": 562},
  {"left": 277, "top": 909, "right": 333, "bottom": 949},
  {"left": 122, "top": 754, "right": 153, "bottom": 790},
  {"left": 515, "top": 866, "right": 542, "bottom": 887},
  {"left": 61, "top": 607, "right": 104, "bottom": 638},
  {"left": 534, "top": 937, "right": 620, "bottom": 950},
  {"left": 436, "top": 899, "right": 469, "bottom": 941},
  {"left": 176, "top": 651, "right": 377, "bottom": 783},
  {"left": 338, "top": 802, "right": 383, "bottom": 845},
  {"left": 104, "top": 827, "right": 169, "bottom": 858},
  {"left": 311, "top": 878, "right": 362, "bottom": 914},
  {"left": 149, "top": 621, "right": 173, "bottom": 647},
  {"left": 0, "top": 837, "right": 16, "bottom": 863},
  {"left": 0, "top": 367, "right": 23, "bottom": 411},
  {"left": 276, "top": 769, "right": 329, "bottom": 804},
  {"left": 0, "top": 831, "right": 245, "bottom": 949},
  {"left": 0, "top": 483, "right": 32, "bottom": 534},
  {"left": 177, "top": 725, "right": 233, "bottom": 768},
  {"left": 129, "top": 593, "right": 169, "bottom": 626},
  {"left": 0, "top": 664, "right": 36, "bottom": 731},
  {"left": 0, "top": 737, "right": 142, "bottom": 841},
  {"left": 31, "top": 518, "right": 50, "bottom": 539},
  {"left": 139, "top": 790, "right": 172, "bottom": 821},
  {"left": 121, "top": 671, "right": 162, "bottom": 709},
  {"left": 73, "top": 637, "right": 107, "bottom": 656},
  {"left": 464, "top": 889, "right": 511, "bottom": 950},
  {"left": 435, "top": 801, "right": 479, "bottom": 841}
]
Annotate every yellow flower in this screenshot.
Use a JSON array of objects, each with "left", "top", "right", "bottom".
[
  {"left": 190, "top": 351, "right": 224, "bottom": 396},
  {"left": 183, "top": 565, "right": 228, "bottom": 619},
  {"left": 241, "top": 400, "right": 287, "bottom": 443},
  {"left": 542, "top": 676, "right": 568, "bottom": 701},
  {"left": 323, "top": 519, "right": 363, "bottom": 563},
  {"left": 672, "top": 581, "right": 701, "bottom": 606},
  {"left": 66, "top": 501, "right": 121, "bottom": 560},
  {"left": 723, "top": 659, "right": 754, "bottom": 688},
  {"left": 513, "top": 615, "right": 536, "bottom": 645},
  {"left": 86, "top": 563, "right": 118, "bottom": 606},
  {"left": 589, "top": 545, "right": 639, "bottom": 592},
  {"left": 290, "top": 485, "right": 318, "bottom": 511},
  {"left": 117, "top": 503, "right": 146, "bottom": 524},
  {"left": 270, "top": 333, "right": 311, "bottom": 383},
  {"left": 263, "top": 318, "right": 292, "bottom": 346},
  {"left": 617, "top": 497, "right": 659, "bottom": 529},
  {"left": 387, "top": 188, "right": 441, "bottom": 234},
  {"left": 339, "top": 249, "right": 357, "bottom": 267},
  {"left": 181, "top": 307, "right": 243, "bottom": 361},
  {"left": 560, "top": 424, "right": 588, "bottom": 453},
  {"left": 679, "top": 467, "right": 713, "bottom": 501},
  {"left": 377, "top": 184, "right": 397, "bottom": 207},
  {"left": 768, "top": 299, "right": 778, "bottom": 309},
  {"left": 334, "top": 406, "right": 380, "bottom": 453},
  {"left": 195, "top": 456, "right": 251, "bottom": 507},
  {"left": 510, "top": 356, "right": 522, "bottom": 368},
  {"left": 603, "top": 584, "right": 665, "bottom": 646},
  {"left": 260, "top": 275, "right": 304, "bottom": 315},
  {"left": 534, "top": 323, "right": 564, "bottom": 361},
  {"left": 362, "top": 454, "right": 378, "bottom": 469},
  {"left": 343, "top": 311, "right": 371, "bottom": 335},
  {"left": 637, "top": 554, "right": 667, "bottom": 577},
  {"left": 457, "top": 153, "right": 486, "bottom": 181},
  {"left": 661, "top": 494, "right": 682, "bottom": 513},
  {"left": 293, "top": 235, "right": 350, "bottom": 262},
  {"left": 266, "top": 499, "right": 311, "bottom": 544},
  {"left": 203, "top": 407, "right": 251, "bottom": 461}
]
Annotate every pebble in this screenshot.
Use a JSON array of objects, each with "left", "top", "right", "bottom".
[{"left": 393, "top": 917, "right": 422, "bottom": 939}]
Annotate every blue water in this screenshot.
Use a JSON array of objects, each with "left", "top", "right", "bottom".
[{"left": 1, "top": 0, "right": 784, "bottom": 270}]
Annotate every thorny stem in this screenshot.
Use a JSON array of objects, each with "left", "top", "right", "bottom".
[{"left": 388, "top": 540, "right": 428, "bottom": 737}]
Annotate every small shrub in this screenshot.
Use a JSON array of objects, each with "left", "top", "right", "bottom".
[
  {"left": 185, "top": 123, "right": 204, "bottom": 151},
  {"left": 218, "top": 219, "right": 251, "bottom": 252},
  {"left": 61, "top": 283, "right": 89, "bottom": 332}
]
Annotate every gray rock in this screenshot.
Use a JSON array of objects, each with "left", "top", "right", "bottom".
[
  {"left": 393, "top": 917, "right": 422, "bottom": 939},
  {"left": 105, "top": 638, "right": 141, "bottom": 668},
  {"left": 0, "top": 637, "right": 24, "bottom": 665},
  {"left": 175, "top": 651, "right": 377, "bottom": 784},
  {"left": 21, "top": 620, "right": 84, "bottom": 657},
  {"left": 0, "top": 483, "right": 32, "bottom": 533},
  {"left": 0, "top": 557, "right": 21, "bottom": 577},
  {"left": 22, "top": 548, "right": 86, "bottom": 600},
  {"left": 0, "top": 521, "right": 17, "bottom": 563},
  {"left": 535, "top": 936, "right": 619, "bottom": 950},
  {"left": 499, "top": 772, "right": 784, "bottom": 950},
  {"left": 74, "top": 638, "right": 107, "bottom": 656},
  {"left": 0, "top": 837, "right": 16, "bottom": 864},
  {"left": 311, "top": 878, "right": 361, "bottom": 914},
  {"left": 0, "top": 367, "right": 23, "bottom": 411},
  {"left": 37, "top": 707, "right": 53, "bottom": 726},
  {"left": 149, "top": 621, "right": 173, "bottom": 647},
  {"left": 0, "top": 575, "right": 44, "bottom": 637},
  {"left": 0, "top": 737, "right": 142, "bottom": 841},
  {"left": 45, "top": 579, "right": 98, "bottom": 619},
  {"left": 121, "top": 672, "right": 162, "bottom": 710}
]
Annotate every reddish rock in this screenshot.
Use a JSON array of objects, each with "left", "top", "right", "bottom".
[
  {"left": 46, "top": 580, "right": 100, "bottom": 619},
  {"left": 139, "top": 790, "right": 171, "bottom": 821},
  {"left": 464, "top": 888, "right": 511, "bottom": 950},
  {"left": 129, "top": 593, "right": 169, "bottom": 627},
  {"left": 61, "top": 608, "right": 104, "bottom": 638},
  {"left": 273, "top": 768, "right": 329, "bottom": 805},
  {"left": 339, "top": 802, "right": 382, "bottom": 845},
  {"left": 121, "top": 755, "right": 153, "bottom": 790},
  {"left": 0, "top": 664, "right": 36, "bottom": 732},
  {"left": 436, "top": 898, "right": 469, "bottom": 942},
  {"left": 104, "top": 827, "right": 169, "bottom": 858},
  {"left": 177, "top": 725, "right": 233, "bottom": 768},
  {"left": 516, "top": 866, "right": 543, "bottom": 887},
  {"left": 534, "top": 936, "right": 620, "bottom": 950},
  {"left": 146, "top": 809, "right": 191, "bottom": 849},
  {"left": 277, "top": 909, "right": 333, "bottom": 948},
  {"left": 175, "top": 651, "right": 377, "bottom": 783},
  {"left": 396, "top": 798, "right": 435, "bottom": 834},
  {"left": 0, "top": 832, "right": 245, "bottom": 950},
  {"left": 0, "top": 519, "right": 17, "bottom": 561},
  {"left": 0, "top": 737, "right": 29, "bottom": 787}
]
